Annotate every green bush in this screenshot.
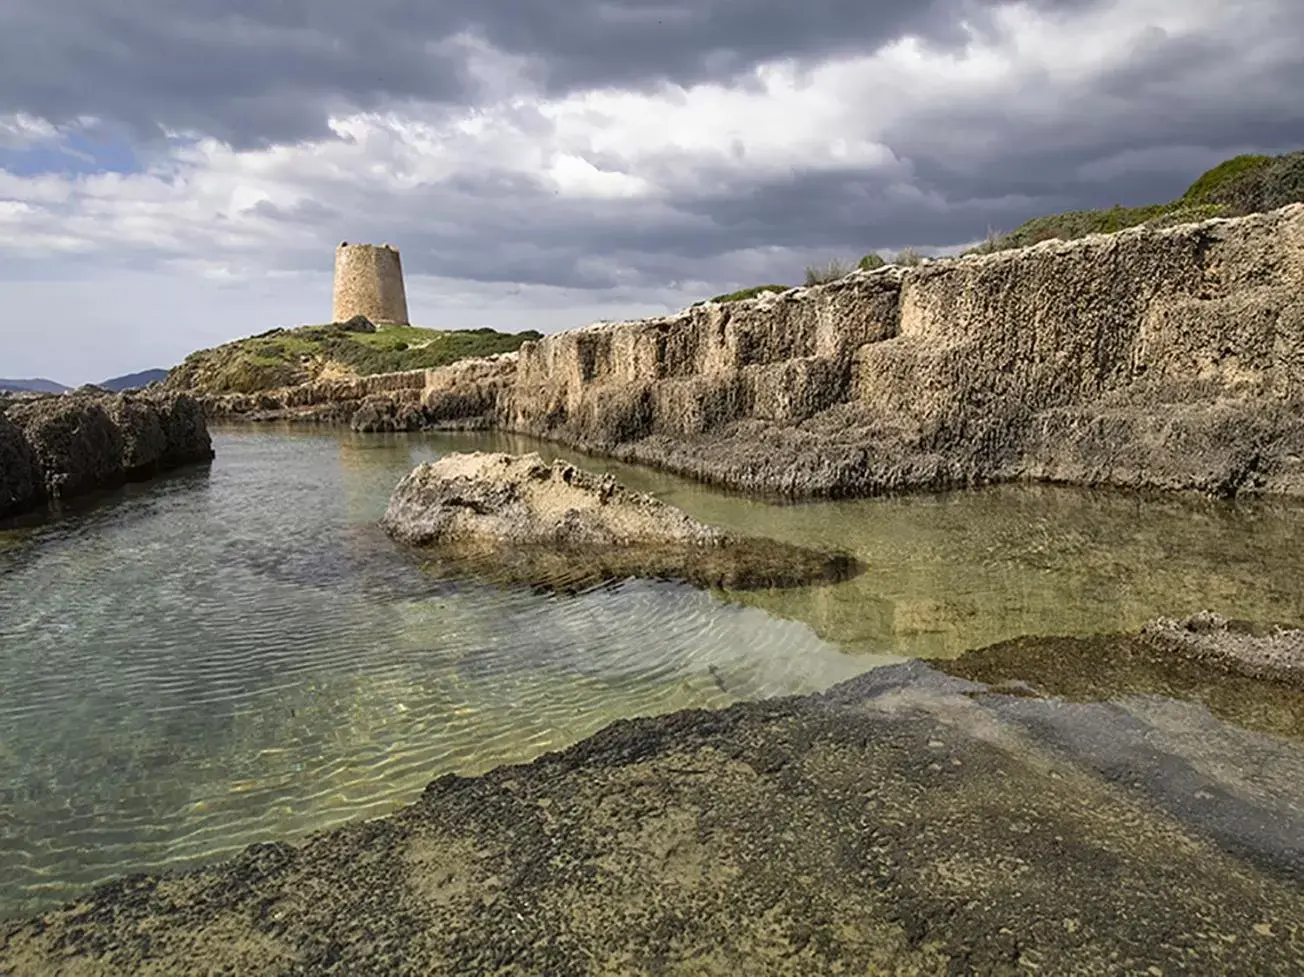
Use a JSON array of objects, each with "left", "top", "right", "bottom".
[
  {"left": 1182, "top": 154, "right": 1274, "bottom": 205},
  {"left": 857, "top": 252, "right": 886, "bottom": 270},
  {"left": 892, "top": 247, "right": 924, "bottom": 267}
]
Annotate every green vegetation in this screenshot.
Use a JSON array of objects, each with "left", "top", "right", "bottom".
[
  {"left": 166, "top": 321, "right": 542, "bottom": 396},
  {"left": 708, "top": 284, "right": 791, "bottom": 304},
  {"left": 971, "top": 149, "right": 1304, "bottom": 254},
  {"left": 892, "top": 247, "right": 924, "bottom": 267},
  {"left": 857, "top": 252, "right": 886, "bottom": 270},
  {"left": 1181, "top": 154, "right": 1274, "bottom": 204}
]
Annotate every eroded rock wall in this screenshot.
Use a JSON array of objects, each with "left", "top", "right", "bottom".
[
  {"left": 203, "top": 203, "right": 1304, "bottom": 499},
  {"left": 0, "top": 390, "right": 214, "bottom": 518},
  {"left": 492, "top": 203, "right": 1304, "bottom": 497}
]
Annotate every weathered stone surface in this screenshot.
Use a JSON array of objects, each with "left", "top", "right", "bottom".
[
  {"left": 350, "top": 393, "right": 426, "bottom": 433},
  {"left": 381, "top": 452, "right": 860, "bottom": 589},
  {"left": 1, "top": 390, "right": 214, "bottom": 516},
  {"left": 4, "top": 655, "right": 1303, "bottom": 976},
  {"left": 1141, "top": 611, "right": 1304, "bottom": 687},
  {"left": 339, "top": 313, "right": 376, "bottom": 333},
  {"left": 0, "top": 412, "right": 43, "bottom": 517},
  {"left": 199, "top": 204, "right": 1304, "bottom": 500},
  {"left": 384, "top": 452, "right": 723, "bottom": 548}
]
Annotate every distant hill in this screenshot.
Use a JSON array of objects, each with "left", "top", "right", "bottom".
[
  {"left": 165, "top": 320, "right": 542, "bottom": 396},
  {"left": 99, "top": 369, "right": 169, "bottom": 392},
  {"left": 0, "top": 378, "right": 69, "bottom": 394}
]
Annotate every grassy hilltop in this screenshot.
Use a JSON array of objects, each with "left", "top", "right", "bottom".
[
  {"left": 165, "top": 320, "right": 541, "bottom": 396},
  {"left": 710, "top": 148, "right": 1304, "bottom": 301}
]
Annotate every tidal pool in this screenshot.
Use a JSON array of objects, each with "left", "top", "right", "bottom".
[{"left": 2, "top": 425, "right": 1304, "bottom": 919}]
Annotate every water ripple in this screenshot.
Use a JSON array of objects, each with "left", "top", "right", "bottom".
[{"left": 0, "top": 430, "right": 863, "bottom": 918}]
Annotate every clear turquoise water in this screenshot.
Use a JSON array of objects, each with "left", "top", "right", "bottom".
[{"left": 3, "top": 425, "right": 1304, "bottom": 917}]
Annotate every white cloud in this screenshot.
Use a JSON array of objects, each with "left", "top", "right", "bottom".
[
  {"left": 0, "top": 113, "right": 60, "bottom": 149},
  {"left": 0, "top": 0, "right": 1299, "bottom": 381}
]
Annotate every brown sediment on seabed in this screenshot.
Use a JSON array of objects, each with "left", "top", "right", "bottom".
[{"left": 4, "top": 653, "right": 1304, "bottom": 976}]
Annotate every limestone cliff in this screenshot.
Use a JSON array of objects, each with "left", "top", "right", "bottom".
[{"left": 207, "top": 203, "right": 1304, "bottom": 499}]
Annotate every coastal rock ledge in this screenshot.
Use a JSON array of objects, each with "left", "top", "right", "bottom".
[
  {"left": 206, "top": 203, "right": 1304, "bottom": 500},
  {"left": 0, "top": 390, "right": 214, "bottom": 519},
  {"left": 381, "top": 451, "right": 860, "bottom": 589}
]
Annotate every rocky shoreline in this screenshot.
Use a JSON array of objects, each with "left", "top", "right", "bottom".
[
  {"left": 3, "top": 631, "right": 1303, "bottom": 976},
  {"left": 202, "top": 203, "right": 1304, "bottom": 501},
  {"left": 0, "top": 389, "right": 214, "bottom": 519}
]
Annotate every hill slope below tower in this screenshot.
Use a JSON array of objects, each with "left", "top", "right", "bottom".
[{"left": 164, "top": 320, "right": 541, "bottom": 396}]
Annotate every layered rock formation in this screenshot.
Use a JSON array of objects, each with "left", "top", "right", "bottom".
[
  {"left": 382, "top": 452, "right": 860, "bottom": 590},
  {"left": 208, "top": 203, "right": 1304, "bottom": 499},
  {"left": 0, "top": 390, "right": 214, "bottom": 518}
]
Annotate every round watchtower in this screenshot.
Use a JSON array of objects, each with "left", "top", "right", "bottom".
[{"left": 332, "top": 242, "right": 410, "bottom": 325}]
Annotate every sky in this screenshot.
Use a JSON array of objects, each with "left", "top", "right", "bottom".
[{"left": 1, "top": 0, "right": 1302, "bottom": 384}]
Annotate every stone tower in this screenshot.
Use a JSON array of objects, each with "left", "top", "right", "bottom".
[{"left": 332, "top": 242, "right": 409, "bottom": 325}]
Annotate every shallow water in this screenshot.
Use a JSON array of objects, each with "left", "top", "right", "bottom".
[{"left": 2, "top": 425, "right": 1304, "bottom": 918}]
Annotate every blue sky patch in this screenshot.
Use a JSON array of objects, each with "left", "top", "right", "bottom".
[{"left": 0, "top": 128, "right": 141, "bottom": 177}]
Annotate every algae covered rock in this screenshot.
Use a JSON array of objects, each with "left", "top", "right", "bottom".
[{"left": 381, "top": 451, "right": 860, "bottom": 590}]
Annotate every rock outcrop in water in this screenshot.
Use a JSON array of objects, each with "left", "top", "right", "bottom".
[
  {"left": 4, "top": 655, "right": 1303, "bottom": 976},
  {"left": 203, "top": 204, "right": 1304, "bottom": 499},
  {"left": 381, "top": 451, "right": 859, "bottom": 590},
  {"left": 1140, "top": 611, "right": 1304, "bottom": 688},
  {"left": 0, "top": 390, "right": 214, "bottom": 518}
]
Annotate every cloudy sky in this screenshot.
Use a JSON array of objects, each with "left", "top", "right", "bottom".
[{"left": 1, "top": 0, "right": 1301, "bottom": 383}]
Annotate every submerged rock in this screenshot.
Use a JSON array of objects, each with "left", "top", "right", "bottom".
[
  {"left": 1141, "top": 611, "right": 1304, "bottom": 688},
  {"left": 1, "top": 390, "right": 214, "bottom": 516},
  {"left": 381, "top": 451, "right": 860, "bottom": 590}
]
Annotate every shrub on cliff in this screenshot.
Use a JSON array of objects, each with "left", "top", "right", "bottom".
[
  {"left": 1186, "top": 151, "right": 1304, "bottom": 215},
  {"left": 805, "top": 260, "right": 853, "bottom": 286},
  {"left": 857, "top": 252, "right": 886, "bottom": 270}
]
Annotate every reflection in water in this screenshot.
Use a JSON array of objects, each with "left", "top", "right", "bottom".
[
  {"left": 412, "top": 428, "right": 1304, "bottom": 657},
  {"left": 2, "top": 424, "right": 1304, "bottom": 918}
]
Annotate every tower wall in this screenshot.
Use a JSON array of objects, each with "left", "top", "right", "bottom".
[{"left": 332, "top": 243, "right": 410, "bottom": 325}]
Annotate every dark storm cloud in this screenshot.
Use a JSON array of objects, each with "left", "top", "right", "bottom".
[
  {"left": 5, "top": 0, "right": 1303, "bottom": 308},
  {"left": 871, "top": 4, "right": 1304, "bottom": 241},
  {"left": 0, "top": 0, "right": 1097, "bottom": 149}
]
